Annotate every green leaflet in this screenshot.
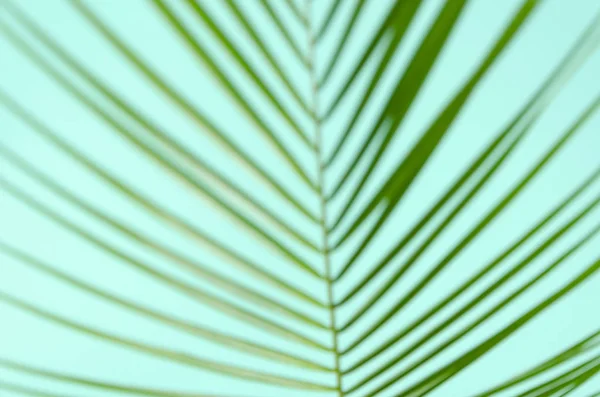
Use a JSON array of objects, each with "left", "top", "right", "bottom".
[
  {"left": 471, "top": 328, "right": 600, "bottom": 396},
  {"left": 330, "top": 0, "right": 542, "bottom": 283},
  {"left": 341, "top": 93, "right": 600, "bottom": 356},
  {"left": 257, "top": 0, "right": 308, "bottom": 67},
  {"left": 511, "top": 355, "right": 600, "bottom": 397},
  {"left": 0, "top": 144, "right": 328, "bottom": 330},
  {"left": 325, "top": 0, "right": 468, "bottom": 202},
  {"left": 222, "top": 0, "right": 311, "bottom": 114},
  {"left": 0, "top": 179, "right": 329, "bottom": 350},
  {"left": 346, "top": 206, "right": 600, "bottom": 393},
  {"left": 318, "top": 0, "right": 367, "bottom": 86},
  {"left": 0, "top": 358, "right": 247, "bottom": 396},
  {"left": 397, "top": 255, "right": 600, "bottom": 396},
  {"left": 151, "top": 0, "right": 316, "bottom": 165},
  {"left": 343, "top": 163, "right": 600, "bottom": 373},
  {"left": 0, "top": 241, "right": 331, "bottom": 371},
  {"left": 323, "top": 0, "right": 423, "bottom": 165},
  {"left": 0, "top": 24, "right": 322, "bottom": 278},
  {"left": 316, "top": 0, "right": 342, "bottom": 41},
  {"left": 0, "top": 292, "right": 334, "bottom": 390},
  {"left": 331, "top": 4, "right": 600, "bottom": 306},
  {"left": 0, "top": 90, "right": 322, "bottom": 307}
]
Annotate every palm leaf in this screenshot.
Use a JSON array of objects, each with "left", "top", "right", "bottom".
[{"left": 1, "top": 0, "right": 599, "bottom": 396}]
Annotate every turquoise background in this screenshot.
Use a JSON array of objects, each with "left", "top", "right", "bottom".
[{"left": 1, "top": 0, "right": 600, "bottom": 395}]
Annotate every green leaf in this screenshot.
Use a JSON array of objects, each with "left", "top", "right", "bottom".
[
  {"left": 397, "top": 255, "right": 600, "bottom": 396},
  {"left": 471, "top": 328, "right": 600, "bottom": 396},
  {"left": 0, "top": 26, "right": 320, "bottom": 277},
  {"left": 257, "top": 0, "right": 308, "bottom": 67},
  {"left": 181, "top": 0, "right": 312, "bottom": 145},
  {"left": 284, "top": 0, "right": 308, "bottom": 27},
  {"left": 340, "top": 92, "right": 600, "bottom": 354},
  {"left": 345, "top": 202, "right": 600, "bottom": 393},
  {"left": 330, "top": 0, "right": 542, "bottom": 280},
  {"left": 138, "top": 0, "right": 317, "bottom": 188},
  {"left": 318, "top": 0, "right": 366, "bottom": 86},
  {"left": 0, "top": 179, "right": 330, "bottom": 350},
  {"left": 510, "top": 355, "right": 600, "bottom": 397},
  {"left": 319, "top": 0, "right": 415, "bottom": 114},
  {"left": 0, "top": 242, "right": 331, "bottom": 371},
  {"left": 0, "top": 291, "right": 334, "bottom": 390},
  {"left": 0, "top": 382, "right": 77, "bottom": 397},
  {"left": 0, "top": 91, "right": 322, "bottom": 307},
  {"left": 322, "top": 0, "right": 423, "bottom": 164},
  {"left": 324, "top": 0, "right": 471, "bottom": 206},
  {"left": 0, "top": 145, "right": 327, "bottom": 329},
  {"left": 0, "top": 359, "right": 240, "bottom": 396},
  {"left": 222, "top": 0, "right": 311, "bottom": 114},
  {"left": 316, "top": 0, "right": 342, "bottom": 41},
  {"left": 343, "top": 163, "right": 600, "bottom": 372}
]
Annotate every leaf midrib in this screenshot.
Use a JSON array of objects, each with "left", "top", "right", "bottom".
[{"left": 306, "top": 1, "right": 343, "bottom": 394}]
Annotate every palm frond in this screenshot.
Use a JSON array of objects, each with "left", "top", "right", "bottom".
[{"left": 1, "top": 0, "right": 599, "bottom": 396}]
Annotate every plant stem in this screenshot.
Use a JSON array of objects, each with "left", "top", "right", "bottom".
[{"left": 306, "top": 1, "right": 342, "bottom": 394}]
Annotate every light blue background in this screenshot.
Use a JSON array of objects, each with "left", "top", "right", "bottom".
[{"left": 1, "top": 0, "right": 600, "bottom": 396}]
